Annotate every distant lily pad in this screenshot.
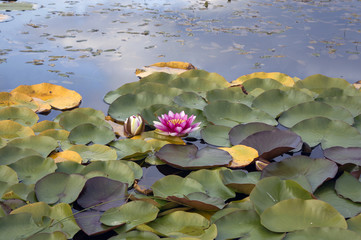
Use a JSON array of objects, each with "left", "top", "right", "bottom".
[
  {"left": 324, "top": 147, "right": 361, "bottom": 165},
  {"left": 31, "top": 120, "right": 62, "bottom": 133},
  {"left": 167, "top": 192, "right": 226, "bottom": 211},
  {"left": 295, "top": 74, "right": 352, "bottom": 93},
  {"left": 68, "top": 123, "right": 115, "bottom": 145},
  {"left": 232, "top": 72, "right": 296, "bottom": 87},
  {"left": 109, "top": 139, "right": 153, "bottom": 160},
  {"left": 155, "top": 144, "right": 233, "bottom": 170},
  {"left": 204, "top": 100, "right": 277, "bottom": 128},
  {"left": 0, "top": 107, "right": 39, "bottom": 126},
  {"left": 0, "top": 2, "right": 37, "bottom": 11},
  {"left": 291, "top": 117, "right": 361, "bottom": 149},
  {"left": 262, "top": 156, "right": 338, "bottom": 192},
  {"left": 54, "top": 107, "right": 105, "bottom": 122}
]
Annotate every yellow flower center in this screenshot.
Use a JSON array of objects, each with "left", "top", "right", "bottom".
[{"left": 167, "top": 119, "right": 185, "bottom": 125}]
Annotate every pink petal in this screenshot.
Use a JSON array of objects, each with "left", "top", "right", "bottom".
[{"left": 168, "top": 111, "right": 174, "bottom": 118}]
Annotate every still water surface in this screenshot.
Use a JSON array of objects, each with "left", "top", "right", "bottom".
[{"left": 1, "top": 0, "right": 361, "bottom": 114}]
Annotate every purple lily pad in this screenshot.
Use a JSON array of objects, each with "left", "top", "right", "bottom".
[{"left": 324, "top": 147, "right": 361, "bottom": 166}]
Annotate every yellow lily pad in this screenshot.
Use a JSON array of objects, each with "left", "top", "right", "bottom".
[
  {"left": 49, "top": 151, "right": 82, "bottom": 164},
  {"left": 135, "top": 61, "right": 196, "bottom": 78},
  {"left": 11, "top": 83, "right": 82, "bottom": 110},
  {"left": 0, "top": 120, "right": 35, "bottom": 140},
  {"left": 32, "top": 98, "right": 52, "bottom": 113},
  {"left": 0, "top": 92, "right": 38, "bottom": 111},
  {"left": 231, "top": 72, "right": 296, "bottom": 87},
  {"left": 219, "top": 145, "right": 258, "bottom": 168}
]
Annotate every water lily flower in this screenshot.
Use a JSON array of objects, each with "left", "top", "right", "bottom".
[
  {"left": 153, "top": 111, "right": 201, "bottom": 136},
  {"left": 124, "top": 114, "right": 145, "bottom": 137}
]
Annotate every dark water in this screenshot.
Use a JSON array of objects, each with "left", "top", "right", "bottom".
[{"left": 1, "top": 0, "right": 361, "bottom": 114}]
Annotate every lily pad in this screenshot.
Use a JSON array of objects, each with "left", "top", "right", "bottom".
[
  {"left": 110, "top": 139, "right": 154, "bottom": 160},
  {"left": 49, "top": 150, "right": 82, "bottom": 164},
  {"left": 54, "top": 107, "right": 105, "bottom": 122},
  {"left": 335, "top": 172, "right": 361, "bottom": 203},
  {"left": 0, "top": 106, "right": 39, "bottom": 126},
  {"left": 168, "top": 192, "right": 226, "bottom": 211},
  {"left": 136, "top": 61, "right": 196, "bottom": 78},
  {"left": 7, "top": 135, "right": 58, "bottom": 157},
  {"left": 291, "top": 117, "right": 361, "bottom": 149},
  {"left": 203, "top": 100, "right": 277, "bottom": 128},
  {"left": 260, "top": 199, "right": 347, "bottom": 232},
  {"left": 0, "top": 213, "right": 43, "bottom": 239},
  {"left": 347, "top": 213, "right": 361, "bottom": 235},
  {"left": 68, "top": 144, "right": 117, "bottom": 162},
  {"left": 278, "top": 101, "right": 354, "bottom": 128},
  {"left": 317, "top": 95, "right": 361, "bottom": 117},
  {"left": 250, "top": 177, "right": 313, "bottom": 215},
  {"left": 251, "top": 88, "right": 313, "bottom": 118},
  {"left": 58, "top": 111, "right": 111, "bottom": 131},
  {"left": 31, "top": 120, "right": 62, "bottom": 133},
  {"left": 0, "top": 120, "right": 34, "bottom": 140},
  {"left": 68, "top": 123, "right": 115, "bottom": 145},
  {"left": 155, "top": 144, "right": 233, "bottom": 170},
  {"left": 0, "top": 92, "right": 38, "bottom": 111},
  {"left": 295, "top": 74, "right": 352, "bottom": 93},
  {"left": 0, "top": 145, "right": 42, "bottom": 165},
  {"left": 240, "top": 129, "right": 302, "bottom": 160},
  {"left": 221, "top": 169, "right": 261, "bottom": 194},
  {"left": 324, "top": 147, "right": 361, "bottom": 165},
  {"left": 219, "top": 145, "right": 259, "bottom": 168},
  {"left": 206, "top": 87, "right": 253, "bottom": 106},
  {"left": 355, "top": 114, "right": 361, "bottom": 132},
  {"left": 242, "top": 78, "right": 284, "bottom": 92},
  {"left": 26, "top": 232, "right": 68, "bottom": 240},
  {"left": 77, "top": 177, "right": 128, "bottom": 211},
  {"left": 0, "top": 2, "right": 37, "bottom": 11},
  {"left": 9, "top": 156, "right": 57, "bottom": 184},
  {"left": 232, "top": 72, "right": 296, "bottom": 87},
  {"left": 38, "top": 129, "right": 72, "bottom": 150},
  {"left": 173, "top": 92, "right": 207, "bottom": 110},
  {"left": 74, "top": 209, "right": 115, "bottom": 236},
  {"left": 108, "top": 231, "right": 160, "bottom": 240},
  {"left": 214, "top": 209, "right": 285, "bottom": 240},
  {"left": 229, "top": 122, "right": 277, "bottom": 145},
  {"left": 200, "top": 125, "right": 232, "bottom": 147},
  {"left": 56, "top": 161, "right": 85, "bottom": 174},
  {"left": 261, "top": 156, "right": 338, "bottom": 192},
  {"left": 284, "top": 227, "right": 361, "bottom": 240}
]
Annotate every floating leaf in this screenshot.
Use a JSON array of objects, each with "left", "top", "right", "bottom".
[
  {"left": 206, "top": 87, "right": 253, "bottom": 106},
  {"left": 108, "top": 231, "right": 160, "bottom": 240},
  {"left": 220, "top": 145, "right": 259, "bottom": 168},
  {"left": 168, "top": 192, "right": 226, "bottom": 211},
  {"left": 252, "top": 88, "right": 313, "bottom": 118},
  {"left": 229, "top": 122, "right": 277, "bottom": 145},
  {"left": 56, "top": 161, "right": 85, "bottom": 174},
  {"left": 278, "top": 101, "right": 354, "bottom": 128},
  {"left": 68, "top": 123, "right": 115, "bottom": 145},
  {"left": 74, "top": 209, "right": 116, "bottom": 236},
  {"left": 38, "top": 129, "right": 72, "bottom": 150},
  {"left": 204, "top": 100, "right": 277, "bottom": 128},
  {"left": 0, "top": 14, "right": 12, "bottom": 23},
  {"left": 110, "top": 139, "right": 154, "bottom": 160},
  {"left": 49, "top": 150, "right": 82, "bottom": 164},
  {"left": 0, "top": 145, "right": 41, "bottom": 165},
  {"left": 0, "top": 120, "right": 34, "bottom": 140},
  {"left": 262, "top": 156, "right": 338, "bottom": 192},
  {"left": 201, "top": 125, "right": 232, "bottom": 147},
  {"left": 155, "top": 144, "right": 233, "bottom": 170},
  {"left": 0, "top": 106, "right": 39, "bottom": 126},
  {"left": 240, "top": 129, "right": 302, "bottom": 160},
  {"left": 26, "top": 232, "right": 68, "bottom": 240},
  {"left": 54, "top": 107, "right": 105, "bottom": 122},
  {"left": 31, "top": 120, "right": 62, "bottom": 133},
  {"left": 214, "top": 209, "right": 285, "bottom": 240},
  {"left": 355, "top": 114, "right": 361, "bottom": 132},
  {"left": 283, "top": 227, "right": 361, "bottom": 240},
  {"left": 68, "top": 144, "right": 117, "bottom": 162},
  {"left": 335, "top": 172, "right": 361, "bottom": 203},
  {"left": 260, "top": 199, "right": 347, "bottom": 232},
  {"left": 242, "top": 78, "right": 284, "bottom": 92},
  {"left": 11, "top": 83, "right": 82, "bottom": 110},
  {"left": 324, "top": 147, "right": 361, "bottom": 165},
  {"left": 3, "top": 182, "right": 34, "bottom": 201},
  {"left": 250, "top": 177, "right": 313, "bottom": 215},
  {"left": 221, "top": 169, "right": 260, "bottom": 194},
  {"left": 173, "top": 92, "right": 207, "bottom": 110},
  {"left": 232, "top": 72, "right": 295, "bottom": 87},
  {"left": 77, "top": 177, "right": 128, "bottom": 211},
  {"left": 101, "top": 200, "right": 159, "bottom": 232},
  {"left": 0, "top": 2, "right": 37, "bottom": 11},
  {"left": 0, "top": 165, "right": 19, "bottom": 195},
  {"left": 291, "top": 117, "right": 361, "bottom": 149},
  {"left": 347, "top": 213, "right": 361, "bottom": 235},
  {"left": 136, "top": 61, "right": 195, "bottom": 78},
  {"left": 0, "top": 92, "right": 38, "bottom": 111},
  {"left": 7, "top": 135, "right": 58, "bottom": 157},
  {"left": 9, "top": 156, "right": 57, "bottom": 184},
  {"left": 317, "top": 95, "right": 361, "bottom": 117},
  {"left": 315, "top": 181, "right": 361, "bottom": 218},
  {"left": 58, "top": 111, "right": 111, "bottom": 131},
  {"left": 0, "top": 213, "right": 43, "bottom": 239},
  {"left": 295, "top": 74, "right": 352, "bottom": 93}
]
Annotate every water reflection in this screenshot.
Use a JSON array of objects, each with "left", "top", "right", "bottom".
[{"left": 0, "top": 0, "right": 360, "bottom": 113}]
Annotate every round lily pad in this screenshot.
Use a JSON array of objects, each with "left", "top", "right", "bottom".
[
  {"left": 201, "top": 125, "right": 232, "bottom": 147},
  {"left": 242, "top": 78, "right": 284, "bottom": 92},
  {"left": 155, "top": 144, "right": 233, "bottom": 170},
  {"left": 219, "top": 145, "right": 259, "bottom": 168},
  {"left": 7, "top": 135, "right": 58, "bottom": 157},
  {"left": 68, "top": 123, "right": 115, "bottom": 145},
  {"left": 54, "top": 107, "right": 105, "bottom": 122},
  {"left": 0, "top": 92, "right": 38, "bottom": 111},
  {"left": 347, "top": 213, "right": 361, "bottom": 235},
  {"left": 31, "top": 120, "right": 62, "bottom": 133},
  {"left": 0, "top": 145, "right": 42, "bottom": 165},
  {"left": 68, "top": 144, "right": 117, "bottom": 162},
  {"left": 229, "top": 122, "right": 276, "bottom": 145},
  {"left": 168, "top": 192, "right": 226, "bottom": 211},
  {"left": 295, "top": 74, "right": 352, "bottom": 93},
  {"left": 206, "top": 87, "right": 254, "bottom": 106},
  {"left": 110, "top": 139, "right": 154, "bottom": 160},
  {"left": 0, "top": 106, "right": 39, "bottom": 126},
  {"left": 317, "top": 95, "right": 361, "bottom": 117},
  {"left": 173, "top": 92, "right": 207, "bottom": 110},
  {"left": 284, "top": 227, "right": 361, "bottom": 240},
  {"left": 58, "top": 111, "right": 111, "bottom": 131},
  {"left": 0, "top": 120, "right": 34, "bottom": 140}
]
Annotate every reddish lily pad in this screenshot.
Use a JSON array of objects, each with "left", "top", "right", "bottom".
[
  {"left": 155, "top": 144, "right": 233, "bottom": 170},
  {"left": 168, "top": 192, "right": 226, "bottom": 211},
  {"left": 324, "top": 147, "right": 361, "bottom": 166},
  {"left": 229, "top": 122, "right": 277, "bottom": 146}
]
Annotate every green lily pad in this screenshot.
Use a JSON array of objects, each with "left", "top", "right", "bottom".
[
  {"left": 214, "top": 209, "right": 285, "bottom": 240},
  {"left": 187, "top": 168, "right": 235, "bottom": 200},
  {"left": 77, "top": 177, "right": 128, "bottom": 211},
  {"left": 200, "top": 125, "right": 232, "bottom": 147},
  {"left": 26, "top": 232, "right": 68, "bottom": 240},
  {"left": 0, "top": 106, "right": 39, "bottom": 126},
  {"left": 229, "top": 122, "right": 277, "bottom": 145},
  {"left": 242, "top": 78, "right": 284, "bottom": 92},
  {"left": 278, "top": 101, "right": 354, "bottom": 128},
  {"left": 335, "top": 172, "right": 361, "bottom": 203},
  {"left": 0, "top": 213, "right": 43, "bottom": 239},
  {"left": 291, "top": 117, "right": 361, "bottom": 149},
  {"left": 168, "top": 192, "right": 226, "bottom": 211},
  {"left": 355, "top": 114, "right": 361, "bottom": 132},
  {"left": 38, "top": 129, "right": 72, "bottom": 150},
  {"left": 221, "top": 169, "right": 261, "bottom": 194},
  {"left": 240, "top": 129, "right": 302, "bottom": 160},
  {"left": 226, "top": 197, "right": 254, "bottom": 210},
  {"left": 0, "top": 165, "right": 18, "bottom": 196},
  {"left": 155, "top": 144, "right": 233, "bottom": 170},
  {"left": 152, "top": 175, "right": 205, "bottom": 199},
  {"left": 56, "top": 161, "right": 85, "bottom": 174},
  {"left": 317, "top": 95, "right": 361, "bottom": 117},
  {"left": 110, "top": 139, "right": 153, "bottom": 160},
  {"left": 206, "top": 87, "right": 254, "bottom": 106},
  {"left": 250, "top": 177, "right": 313, "bottom": 215},
  {"left": 315, "top": 181, "right": 361, "bottom": 218},
  {"left": 295, "top": 74, "right": 352, "bottom": 93},
  {"left": 35, "top": 172, "right": 86, "bottom": 204},
  {"left": 80, "top": 160, "right": 135, "bottom": 186},
  {"left": 251, "top": 88, "right": 313, "bottom": 118},
  {"left": 68, "top": 123, "right": 115, "bottom": 145},
  {"left": 58, "top": 111, "right": 111, "bottom": 131},
  {"left": 347, "top": 213, "right": 361, "bottom": 235},
  {"left": 7, "top": 135, "right": 58, "bottom": 157},
  {"left": 0, "top": 120, "right": 34, "bottom": 140},
  {"left": 262, "top": 156, "right": 338, "bottom": 192},
  {"left": 146, "top": 211, "right": 210, "bottom": 238},
  {"left": 260, "top": 199, "right": 347, "bottom": 232},
  {"left": 3, "top": 182, "right": 34, "bottom": 201},
  {"left": 104, "top": 82, "right": 141, "bottom": 104},
  {"left": 324, "top": 147, "right": 361, "bottom": 165},
  {"left": 101, "top": 200, "right": 159, "bottom": 231},
  {"left": 283, "top": 227, "right": 361, "bottom": 240},
  {"left": 68, "top": 144, "right": 117, "bottom": 162},
  {"left": 108, "top": 231, "right": 160, "bottom": 240},
  {"left": 108, "top": 92, "right": 172, "bottom": 121},
  {"left": 31, "top": 120, "right": 63, "bottom": 133},
  {"left": 54, "top": 107, "right": 105, "bottom": 122},
  {"left": 173, "top": 92, "right": 207, "bottom": 110},
  {"left": 203, "top": 100, "right": 277, "bottom": 128},
  {"left": 0, "top": 145, "right": 42, "bottom": 165},
  {"left": 9, "top": 156, "right": 57, "bottom": 184},
  {"left": 0, "top": 2, "right": 37, "bottom": 11}
]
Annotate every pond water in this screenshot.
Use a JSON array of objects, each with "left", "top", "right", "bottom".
[{"left": 1, "top": 0, "right": 361, "bottom": 115}]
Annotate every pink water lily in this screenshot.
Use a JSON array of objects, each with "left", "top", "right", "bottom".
[{"left": 153, "top": 111, "right": 201, "bottom": 136}]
